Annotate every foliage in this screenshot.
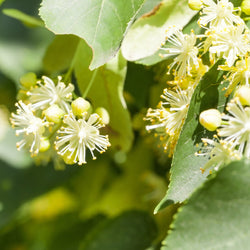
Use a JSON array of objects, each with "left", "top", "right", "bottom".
[{"left": 0, "top": 0, "right": 250, "bottom": 249}]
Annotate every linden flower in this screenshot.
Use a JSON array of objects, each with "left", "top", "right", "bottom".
[
  {"left": 145, "top": 87, "right": 193, "bottom": 155},
  {"left": 145, "top": 107, "right": 178, "bottom": 156},
  {"left": 161, "top": 87, "right": 193, "bottom": 135},
  {"left": 197, "top": 137, "right": 241, "bottom": 173},
  {"left": 209, "top": 24, "right": 250, "bottom": 67},
  {"left": 160, "top": 28, "right": 200, "bottom": 79},
  {"left": 55, "top": 113, "right": 110, "bottom": 165},
  {"left": 219, "top": 57, "right": 250, "bottom": 96},
  {"left": 27, "top": 76, "right": 74, "bottom": 112},
  {"left": 146, "top": 87, "right": 193, "bottom": 135},
  {"left": 198, "top": 0, "right": 243, "bottom": 28},
  {"left": 10, "top": 101, "right": 48, "bottom": 156},
  {"left": 218, "top": 99, "right": 250, "bottom": 158}
]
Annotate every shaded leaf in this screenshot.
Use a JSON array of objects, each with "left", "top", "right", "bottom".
[
  {"left": 155, "top": 61, "right": 228, "bottom": 212},
  {"left": 79, "top": 211, "right": 157, "bottom": 250},
  {"left": 43, "top": 35, "right": 79, "bottom": 74},
  {"left": 121, "top": 0, "right": 196, "bottom": 62},
  {"left": 162, "top": 159, "right": 250, "bottom": 250},
  {"left": 74, "top": 40, "right": 133, "bottom": 152},
  {"left": 124, "top": 62, "right": 157, "bottom": 109},
  {"left": 48, "top": 214, "right": 107, "bottom": 250},
  {"left": 39, "top": 0, "right": 145, "bottom": 70}
]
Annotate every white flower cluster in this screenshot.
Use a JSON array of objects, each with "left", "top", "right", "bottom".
[
  {"left": 146, "top": 0, "right": 250, "bottom": 167},
  {"left": 11, "top": 74, "right": 110, "bottom": 166}
]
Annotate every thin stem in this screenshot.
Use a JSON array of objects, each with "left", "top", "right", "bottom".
[
  {"left": 48, "top": 121, "right": 63, "bottom": 139},
  {"left": 82, "top": 69, "right": 98, "bottom": 98},
  {"left": 64, "top": 41, "right": 81, "bottom": 84}
]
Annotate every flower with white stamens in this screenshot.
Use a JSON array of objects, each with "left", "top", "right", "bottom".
[
  {"left": 160, "top": 28, "right": 200, "bottom": 79},
  {"left": 196, "top": 137, "right": 241, "bottom": 173},
  {"left": 198, "top": 0, "right": 243, "bottom": 29},
  {"left": 219, "top": 57, "right": 250, "bottom": 96},
  {"left": 55, "top": 112, "right": 110, "bottom": 165},
  {"left": 209, "top": 24, "right": 250, "bottom": 67},
  {"left": 145, "top": 87, "right": 193, "bottom": 156},
  {"left": 218, "top": 98, "right": 250, "bottom": 158},
  {"left": 27, "top": 76, "right": 74, "bottom": 113},
  {"left": 10, "top": 101, "right": 48, "bottom": 156}
]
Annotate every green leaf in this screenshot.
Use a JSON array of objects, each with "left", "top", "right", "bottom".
[
  {"left": 47, "top": 214, "right": 107, "bottom": 250},
  {"left": 39, "top": 0, "right": 145, "bottom": 70},
  {"left": 74, "top": 40, "right": 134, "bottom": 152},
  {"left": 155, "top": 61, "right": 228, "bottom": 212},
  {"left": 162, "top": 159, "right": 250, "bottom": 250},
  {"left": 135, "top": 13, "right": 202, "bottom": 65},
  {"left": 79, "top": 211, "right": 157, "bottom": 250},
  {"left": 3, "top": 8, "right": 44, "bottom": 27},
  {"left": 136, "top": 0, "right": 162, "bottom": 18},
  {"left": 124, "top": 62, "right": 157, "bottom": 109},
  {"left": 121, "top": 0, "right": 196, "bottom": 62},
  {"left": 43, "top": 35, "right": 80, "bottom": 74}
]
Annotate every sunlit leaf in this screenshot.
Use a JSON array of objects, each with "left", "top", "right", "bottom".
[
  {"left": 39, "top": 0, "right": 145, "bottom": 70},
  {"left": 136, "top": 0, "right": 162, "bottom": 18},
  {"left": 162, "top": 159, "right": 250, "bottom": 250},
  {"left": 121, "top": 0, "right": 196, "bottom": 62}
]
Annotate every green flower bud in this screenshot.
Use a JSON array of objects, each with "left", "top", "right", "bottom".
[
  {"left": 199, "top": 109, "right": 221, "bottom": 131},
  {"left": 71, "top": 97, "right": 91, "bottom": 117},
  {"left": 62, "top": 151, "right": 75, "bottom": 165},
  {"left": 44, "top": 104, "right": 65, "bottom": 123},
  {"left": 95, "top": 107, "right": 110, "bottom": 125},
  {"left": 234, "top": 86, "right": 250, "bottom": 106},
  {"left": 39, "top": 137, "right": 50, "bottom": 152},
  {"left": 20, "top": 72, "right": 37, "bottom": 89},
  {"left": 16, "top": 89, "right": 27, "bottom": 101},
  {"left": 241, "top": 0, "right": 250, "bottom": 15},
  {"left": 188, "top": 0, "right": 202, "bottom": 11}
]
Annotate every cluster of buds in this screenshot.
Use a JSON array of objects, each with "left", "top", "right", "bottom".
[{"left": 11, "top": 73, "right": 110, "bottom": 166}]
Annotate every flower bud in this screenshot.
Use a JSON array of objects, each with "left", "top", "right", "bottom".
[
  {"left": 20, "top": 72, "right": 37, "bottom": 89},
  {"left": 188, "top": 0, "right": 202, "bottom": 11},
  {"left": 16, "top": 89, "right": 27, "bottom": 101},
  {"left": 95, "top": 107, "right": 110, "bottom": 125},
  {"left": 44, "top": 104, "right": 65, "bottom": 123},
  {"left": 71, "top": 97, "right": 91, "bottom": 117},
  {"left": 39, "top": 137, "right": 50, "bottom": 152},
  {"left": 241, "top": 0, "right": 250, "bottom": 15},
  {"left": 62, "top": 151, "right": 75, "bottom": 165},
  {"left": 199, "top": 109, "right": 221, "bottom": 131},
  {"left": 234, "top": 86, "right": 250, "bottom": 106}
]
